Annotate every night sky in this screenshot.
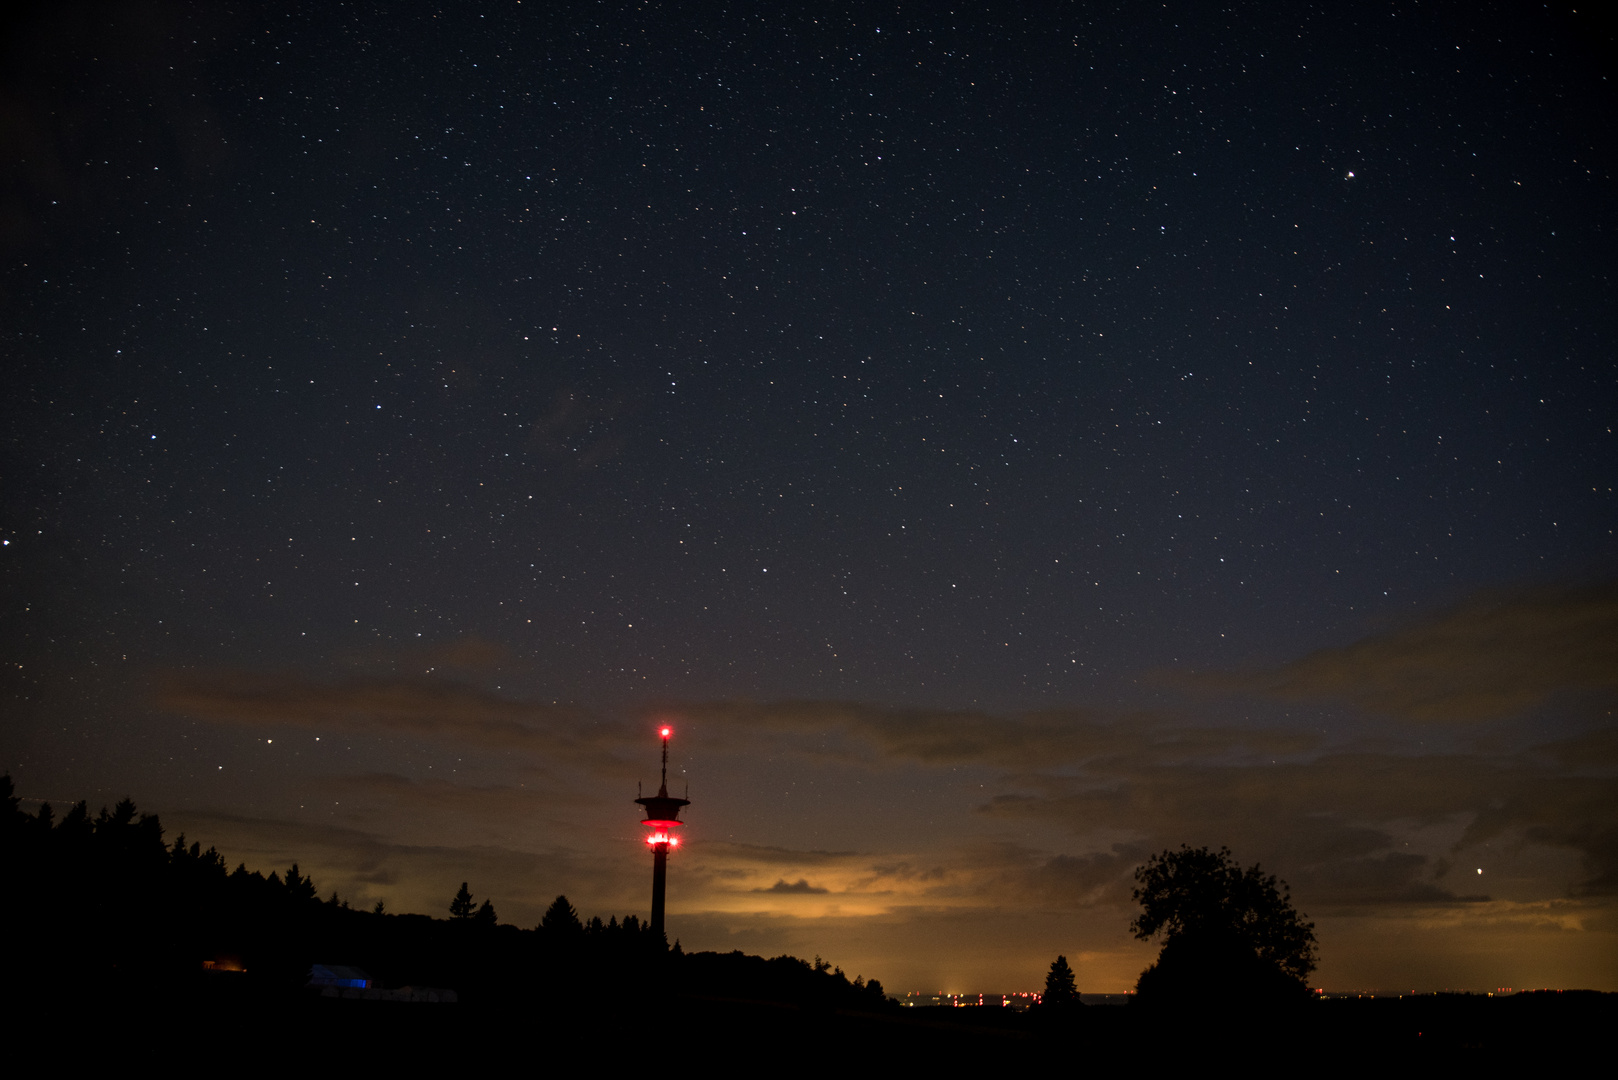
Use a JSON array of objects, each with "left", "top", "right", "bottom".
[{"left": 4, "top": 0, "right": 1615, "bottom": 993}]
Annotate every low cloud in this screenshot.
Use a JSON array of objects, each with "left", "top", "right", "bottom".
[
  {"left": 980, "top": 743, "right": 1618, "bottom": 903},
  {"left": 155, "top": 670, "right": 625, "bottom": 766},
  {"left": 672, "top": 699, "right": 1313, "bottom": 769},
  {"left": 1199, "top": 580, "right": 1618, "bottom": 722},
  {"left": 320, "top": 772, "right": 591, "bottom": 819},
  {"left": 418, "top": 636, "right": 511, "bottom": 672},
  {"left": 706, "top": 843, "right": 862, "bottom": 866},
  {"left": 757, "top": 878, "right": 830, "bottom": 894}
]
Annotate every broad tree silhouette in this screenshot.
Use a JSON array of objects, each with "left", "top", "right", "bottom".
[{"left": 1130, "top": 845, "right": 1316, "bottom": 1007}]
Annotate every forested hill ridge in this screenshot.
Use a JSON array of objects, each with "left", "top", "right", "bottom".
[{"left": 0, "top": 775, "right": 892, "bottom": 1011}]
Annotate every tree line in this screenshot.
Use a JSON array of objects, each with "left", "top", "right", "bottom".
[{"left": 0, "top": 775, "right": 891, "bottom": 1012}]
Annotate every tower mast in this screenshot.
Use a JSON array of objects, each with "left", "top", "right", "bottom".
[{"left": 634, "top": 725, "right": 689, "bottom": 940}]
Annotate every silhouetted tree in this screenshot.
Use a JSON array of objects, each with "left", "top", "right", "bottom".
[
  {"left": 539, "top": 894, "right": 582, "bottom": 936},
  {"left": 450, "top": 882, "right": 476, "bottom": 920},
  {"left": 1044, "top": 954, "right": 1080, "bottom": 1005},
  {"left": 57, "top": 801, "right": 93, "bottom": 841},
  {"left": 284, "top": 864, "right": 318, "bottom": 902},
  {"left": 474, "top": 899, "right": 498, "bottom": 927},
  {"left": 372, "top": 899, "right": 386, "bottom": 916},
  {"left": 1131, "top": 845, "right": 1316, "bottom": 1007}
]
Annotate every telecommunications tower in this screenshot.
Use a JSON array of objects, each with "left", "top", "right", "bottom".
[{"left": 635, "top": 725, "right": 689, "bottom": 939}]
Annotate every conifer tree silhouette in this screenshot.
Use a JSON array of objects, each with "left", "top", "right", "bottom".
[
  {"left": 284, "top": 864, "right": 318, "bottom": 902},
  {"left": 450, "top": 882, "right": 476, "bottom": 920},
  {"left": 539, "top": 894, "right": 582, "bottom": 935},
  {"left": 1044, "top": 955, "right": 1080, "bottom": 1005}
]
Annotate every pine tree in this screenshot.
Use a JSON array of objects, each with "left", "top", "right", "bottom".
[
  {"left": 449, "top": 882, "right": 475, "bottom": 920},
  {"left": 539, "top": 894, "right": 582, "bottom": 936},
  {"left": 1044, "top": 954, "right": 1080, "bottom": 1006},
  {"left": 57, "top": 801, "right": 92, "bottom": 840},
  {"left": 474, "top": 898, "right": 498, "bottom": 927},
  {"left": 284, "top": 863, "right": 318, "bottom": 902}
]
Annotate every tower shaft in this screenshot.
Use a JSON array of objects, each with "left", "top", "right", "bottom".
[{"left": 650, "top": 842, "right": 668, "bottom": 938}]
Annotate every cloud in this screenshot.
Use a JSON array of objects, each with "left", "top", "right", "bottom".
[
  {"left": 865, "top": 841, "right": 1149, "bottom": 909},
  {"left": 319, "top": 772, "right": 591, "bottom": 820},
  {"left": 670, "top": 698, "right": 1315, "bottom": 769},
  {"left": 705, "top": 843, "right": 863, "bottom": 866},
  {"left": 416, "top": 636, "right": 511, "bottom": 672},
  {"left": 756, "top": 878, "right": 830, "bottom": 894},
  {"left": 979, "top": 741, "right": 1618, "bottom": 903},
  {"left": 154, "top": 670, "right": 626, "bottom": 765},
  {"left": 1457, "top": 773, "right": 1618, "bottom": 897},
  {"left": 341, "top": 635, "right": 512, "bottom": 673},
  {"left": 1199, "top": 580, "right": 1618, "bottom": 722}
]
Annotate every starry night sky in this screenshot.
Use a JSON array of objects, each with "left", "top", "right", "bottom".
[{"left": 4, "top": 1, "right": 1615, "bottom": 993}]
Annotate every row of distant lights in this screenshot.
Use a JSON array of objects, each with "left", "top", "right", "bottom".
[{"left": 903, "top": 991, "right": 1044, "bottom": 1007}]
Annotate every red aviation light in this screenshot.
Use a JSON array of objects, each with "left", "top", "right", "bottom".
[
  {"left": 659, "top": 726, "right": 672, "bottom": 738},
  {"left": 642, "top": 817, "right": 683, "bottom": 847}
]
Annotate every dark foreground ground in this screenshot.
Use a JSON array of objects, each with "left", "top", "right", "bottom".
[{"left": 13, "top": 978, "right": 1610, "bottom": 1070}]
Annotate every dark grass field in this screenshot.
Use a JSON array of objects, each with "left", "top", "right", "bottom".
[{"left": 16, "top": 978, "right": 1608, "bottom": 1071}]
